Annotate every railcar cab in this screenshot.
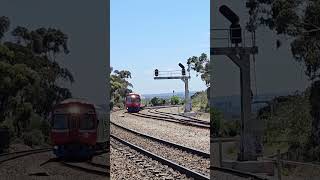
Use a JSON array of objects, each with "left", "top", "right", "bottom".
[
  {"left": 50, "top": 99, "right": 98, "bottom": 158},
  {"left": 125, "top": 93, "right": 141, "bottom": 113}
]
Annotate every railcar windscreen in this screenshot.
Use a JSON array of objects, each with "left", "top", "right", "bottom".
[
  {"left": 126, "top": 96, "right": 141, "bottom": 103},
  {"left": 52, "top": 114, "right": 68, "bottom": 129},
  {"left": 79, "top": 114, "right": 95, "bottom": 130}
]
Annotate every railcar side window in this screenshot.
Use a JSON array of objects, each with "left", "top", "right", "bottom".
[
  {"left": 80, "top": 114, "right": 95, "bottom": 130},
  {"left": 53, "top": 114, "right": 68, "bottom": 129}
]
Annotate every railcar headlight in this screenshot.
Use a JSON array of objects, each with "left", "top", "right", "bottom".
[{"left": 68, "top": 106, "right": 80, "bottom": 114}]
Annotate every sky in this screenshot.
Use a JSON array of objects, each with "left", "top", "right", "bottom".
[
  {"left": 111, "top": 0, "right": 210, "bottom": 95},
  {"left": 0, "top": 0, "right": 108, "bottom": 105},
  {"left": 211, "top": 0, "right": 310, "bottom": 97},
  {"left": 0, "top": 0, "right": 310, "bottom": 105}
]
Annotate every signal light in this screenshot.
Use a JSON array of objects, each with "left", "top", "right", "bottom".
[
  {"left": 182, "top": 68, "right": 186, "bottom": 76},
  {"left": 155, "top": 69, "right": 159, "bottom": 76},
  {"left": 230, "top": 24, "right": 242, "bottom": 44},
  {"left": 219, "top": 5, "right": 242, "bottom": 45}
]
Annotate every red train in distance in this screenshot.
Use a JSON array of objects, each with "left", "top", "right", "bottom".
[
  {"left": 50, "top": 99, "right": 98, "bottom": 159},
  {"left": 125, "top": 93, "right": 142, "bottom": 113}
]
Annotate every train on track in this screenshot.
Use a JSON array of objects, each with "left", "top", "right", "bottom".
[
  {"left": 50, "top": 99, "right": 108, "bottom": 159},
  {"left": 125, "top": 93, "right": 142, "bottom": 113}
]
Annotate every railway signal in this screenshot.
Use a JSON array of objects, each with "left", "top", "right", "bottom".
[
  {"left": 153, "top": 63, "right": 192, "bottom": 113},
  {"left": 155, "top": 69, "right": 159, "bottom": 77},
  {"left": 211, "top": 4, "right": 260, "bottom": 162},
  {"left": 219, "top": 5, "right": 242, "bottom": 45}
]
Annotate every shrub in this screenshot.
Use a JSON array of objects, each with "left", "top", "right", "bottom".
[
  {"left": 170, "top": 96, "right": 180, "bottom": 105},
  {"left": 22, "top": 130, "right": 44, "bottom": 147}
]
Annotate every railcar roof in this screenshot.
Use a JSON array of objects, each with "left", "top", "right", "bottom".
[
  {"left": 59, "top": 98, "right": 95, "bottom": 106},
  {"left": 127, "top": 93, "right": 140, "bottom": 96}
]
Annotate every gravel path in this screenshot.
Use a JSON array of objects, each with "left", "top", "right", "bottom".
[
  {"left": 111, "top": 124, "right": 210, "bottom": 176},
  {"left": 110, "top": 137, "right": 193, "bottom": 180},
  {"left": 111, "top": 110, "right": 209, "bottom": 153}
]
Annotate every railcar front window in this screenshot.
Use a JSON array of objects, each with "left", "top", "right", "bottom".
[
  {"left": 126, "top": 96, "right": 140, "bottom": 103},
  {"left": 53, "top": 114, "right": 68, "bottom": 129},
  {"left": 80, "top": 114, "right": 95, "bottom": 130}
]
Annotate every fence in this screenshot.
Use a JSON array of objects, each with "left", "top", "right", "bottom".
[{"left": 211, "top": 28, "right": 256, "bottom": 48}]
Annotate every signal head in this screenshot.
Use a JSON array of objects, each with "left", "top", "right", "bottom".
[
  {"left": 178, "top": 63, "right": 185, "bottom": 69},
  {"left": 219, "top": 5, "right": 240, "bottom": 25}
]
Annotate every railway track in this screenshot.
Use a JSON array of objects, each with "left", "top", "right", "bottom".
[
  {"left": 0, "top": 148, "right": 52, "bottom": 164},
  {"left": 150, "top": 107, "right": 209, "bottom": 122},
  {"left": 127, "top": 111, "right": 210, "bottom": 129},
  {"left": 60, "top": 160, "right": 109, "bottom": 176},
  {"left": 111, "top": 134, "right": 208, "bottom": 180},
  {"left": 111, "top": 121, "right": 210, "bottom": 175},
  {"left": 111, "top": 121, "right": 209, "bottom": 158}
]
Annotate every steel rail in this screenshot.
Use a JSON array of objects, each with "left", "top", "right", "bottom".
[
  {"left": 60, "top": 161, "right": 109, "bottom": 176},
  {"left": 128, "top": 112, "right": 210, "bottom": 129},
  {"left": 152, "top": 107, "right": 210, "bottom": 123},
  {"left": 111, "top": 135, "right": 210, "bottom": 180},
  {"left": 148, "top": 108, "right": 210, "bottom": 125},
  {"left": 111, "top": 121, "right": 209, "bottom": 158},
  {"left": 0, "top": 148, "right": 52, "bottom": 164}
]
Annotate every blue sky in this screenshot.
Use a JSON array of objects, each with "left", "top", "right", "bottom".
[{"left": 111, "top": 0, "right": 209, "bottom": 94}]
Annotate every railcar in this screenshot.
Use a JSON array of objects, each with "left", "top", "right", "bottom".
[
  {"left": 125, "top": 93, "right": 141, "bottom": 113},
  {"left": 50, "top": 99, "right": 98, "bottom": 159}
]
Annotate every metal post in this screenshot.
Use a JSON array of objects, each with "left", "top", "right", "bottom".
[
  {"left": 277, "top": 149, "right": 282, "bottom": 180},
  {"left": 184, "top": 77, "right": 191, "bottom": 112},
  {"left": 239, "top": 53, "right": 255, "bottom": 161},
  {"left": 219, "top": 138, "right": 223, "bottom": 167}
]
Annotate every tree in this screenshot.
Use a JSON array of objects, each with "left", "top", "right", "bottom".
[
  {"left": 170, "top": 95, "right": 180, "bottom": 105},
  {"left": 187, "top": 53, "right": 210, "bottom": 87},
  {"left": 0, "top": 16, "right": 10, "bottom": 40},
  {"left": 0, "top": 17, "right": 73, "bottom": 138},
  {"left": 150, "top": 97, "right": 160, "bottom": 106},
  {"left": 246, "top": 0, "right": 320, "bottom": 156},
  {"left": 110, "top": 68, "right": 133, "bottom": 108}
]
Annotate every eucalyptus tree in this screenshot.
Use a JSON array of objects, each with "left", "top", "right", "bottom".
[{"left": 246, "top": 0, "right": 320, "bottom": 158}]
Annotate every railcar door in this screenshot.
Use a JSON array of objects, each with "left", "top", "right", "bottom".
[{"left": 69, "top": 115, "right": 78, "bottom": 141}]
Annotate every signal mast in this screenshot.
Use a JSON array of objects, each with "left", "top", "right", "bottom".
[{"left": 154, "top": 63, "right": 192, "bottom": 113}]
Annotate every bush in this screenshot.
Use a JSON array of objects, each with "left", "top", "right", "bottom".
[
  {"left": 223, "top": 120, "right": 240, "bottom": 137},
  {"left": 210, "top": 108, "right": 224, "bottom": 137},
  {"left": 150, "top": 97, "right": 166, "bottom": 106},
  {"left": 170, "top": 96, "right": 180, "bottom": 105},
  {"left": 22, "top": 130, "right": 44, "bottom": 147}
]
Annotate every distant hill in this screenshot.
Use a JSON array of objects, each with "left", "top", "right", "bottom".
[
  {"left": 102, "top": 91, "right": 294, "bottom": 120},
  {"left": 212, "top": 91, "right": 293, "bottom": 120},
  {"left": 141, "top": 91, "right": 197, "bottom": 100},
  {"left": 142, "top": 91, "right": 293, "bottom": 120}
]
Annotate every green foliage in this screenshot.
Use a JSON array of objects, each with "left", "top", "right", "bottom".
[
  {"left": 110, "top": 68, "right": 132, "bottom": 108},
  {"left": 210, "top": 108, "right": 224, "bottom": 137},
  {"left": 170, "top": 95, "right": 180, "bottom": 105},
  {"left": 0, "top": 16, "right": 10, "bottom": 39},
  {"left": 222, "top": 120, "right": 241, "bottom": 137},
  {"left": 150, "top": 97, "right": 166, "bottom": 106},
  {"left": 22, "top": 129, "right": 44, "bottom": 147},
  {"left": 187, "top": 53, "right": 210, "bottom": 87},
  {"left": 258, "top": 93, "right": 312, "bottom": 159},
  {"left": 0, "top": 17, "right": 73, "bottom": 145},
  {"left": 191, "top": 91, "right": 209, "bottom": 112},
  {"left": 247, "top": 0, "right": 320, "bottom": 80}
]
